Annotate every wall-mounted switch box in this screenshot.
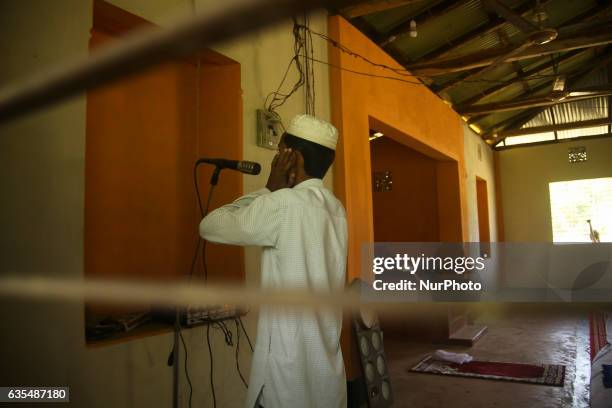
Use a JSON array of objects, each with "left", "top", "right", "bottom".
[{"left": 257, "top": 109, "right": 283, "bottom": 150}]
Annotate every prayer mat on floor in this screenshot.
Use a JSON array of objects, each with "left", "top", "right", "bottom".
[
  {"left": 410, "top": 355, "right": 565, "bottom": 387},
  {"left": 590, "top": 312, "right": 610, "bottom": 362}
]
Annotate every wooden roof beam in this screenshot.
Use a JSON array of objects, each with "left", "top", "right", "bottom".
[
  {"left": 495, "top": 117, "right": 612, "bottom": 138},
  {"left": 407, "top": 29, "right": 612, "bottom": 76},
  {"left": 455, "top": 49, "right": 588, "bottom": 108},
  {"left": 460, "top": 52, "right": 612, "bottom": 115},
  {"left": 481, "top": 0, "right": 540, "bottom": 34},
  {"left": 482, "top": 51, "right": 612, "bottom": 141},
  {"left": 339, "top": 0, "right": 423, "bottom": 18},
  {"left": 460, "top": 88, "right": 612, "bottom": 115},
  {"left": 380, "top": 0, "right": 470, "bottom": 46},
  {"left": 412, "top": 0, "right": 553, "bottom": 62},
  {"left": 480, "top": 107, "right": 545, "bottom": 139}
]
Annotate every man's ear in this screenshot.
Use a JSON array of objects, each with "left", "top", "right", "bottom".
[
  {"left": 294, "top": 150, "right": 305, "bottom": 172},
  {"left": 288, "top": 151, "right": 304, "bottom": 187}
]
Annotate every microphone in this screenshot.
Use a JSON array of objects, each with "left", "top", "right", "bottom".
[{"left": 196, "top": 158, "right": 261, "bottom": 175}]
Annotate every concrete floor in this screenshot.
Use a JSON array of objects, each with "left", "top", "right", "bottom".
[{"left": 385, "top": 310, "right": 592, "bottom": 408}]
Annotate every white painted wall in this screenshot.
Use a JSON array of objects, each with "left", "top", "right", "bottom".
[
  {"left": 462, "top": 123, "right": 500, "bottom": 291},
  {"left": 497, "top": 137, "right": 612, "bottom": 290},
  {"left": 462, "top": 123, "right": 498, "bottom": 243},
  {"left": 499, "top": 137, "right": 612, "bottom": 242},
  {"left": 0, "top": 1, "right": 331, "bottom": 407}
]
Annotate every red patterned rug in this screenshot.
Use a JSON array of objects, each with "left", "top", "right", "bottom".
[
  {"left": 590, "top": 311, "right": 610, "bottom": 361},
  {"left": 411, "top": 355, "right": 565, "bottom": 387}
]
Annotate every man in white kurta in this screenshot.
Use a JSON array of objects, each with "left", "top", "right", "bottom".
[{"left": 200, "top": 114, "right": 347, "bottom": 408}]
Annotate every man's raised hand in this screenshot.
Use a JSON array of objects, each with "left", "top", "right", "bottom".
[{"left": 266, "top": 148, "right": 297, "bottom": 192}]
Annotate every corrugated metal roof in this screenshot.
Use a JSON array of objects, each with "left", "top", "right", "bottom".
[
  {"left": 523, "top": 68, "right": 609, "bottom": 139},
  {"left": 392, "top": 0, "right": 489, "bottom": 60},
  {"left": 342, "top": 0, "right": 611, "bottom": 147},
  {"left": 523, "top": 109, "right": 554, "bottom": 128},
  {"left": 441, "top": 19, "right": 524, "bottom": 59},
  {"left": 361, "top": 0, "right": 443, "bottom": 33},
  {"left": 553, "top": 98, "right": 608, "bottom": 123}
]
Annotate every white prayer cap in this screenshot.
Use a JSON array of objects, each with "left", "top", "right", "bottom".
[{"left": 286, "top": 114, "right": 338, "bottom": 151}]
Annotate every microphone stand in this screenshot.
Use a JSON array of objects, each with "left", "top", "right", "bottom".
[
  {"left": 172, "top": 309, "right": 180, "bottom": 408},
  {"left": 210, "top": 166, "right": 221, "bottom": 186},
  {"left": 170, "top": 165, "right": 221, "bottom": 408}
]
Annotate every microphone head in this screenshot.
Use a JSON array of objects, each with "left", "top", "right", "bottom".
[{"left": 237, "top": 161, "right": 261, "bottom": 175}]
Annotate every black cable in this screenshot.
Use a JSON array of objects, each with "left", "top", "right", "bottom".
[
  {"left": 194, "top": 161, "right": 205, "bottom": 217},
  {"left": 214, "top": 321, "right": 234, "bottom": 346},
  {"left": 192, "top": 161, "right": 216, "bottom": 280},
  {"left": 201, "top": 184, "right": 215, "bottom": 281},
  {"left": 301, "top": 54, "right": 422, "bottom": 85},
  {"left": 299, "top": 53, "right": 612, "bottom": 112},
  {"left": 238, "top": 316, "right": 254, "bottom": 352},
  {"left": 175, "top": 161, "right": 217, "bottom": 408},
  {"left": 265, "top": 18, "right": 307, "bottom": 113},
  {"left": 300, "top": 24, "right": 608, "bottom": 86},
  {"left": 235, "top": 318, "right": 249, "bottom": 388},
  {"left": 206, "top": 324, "right": 217, "bottom": 408},
  {"left": 303, "top": 13, "right": 314, "bottom": 115},
  {"left": 179, "top": 331, "right": 193, "bottom": 408},
  {"left": 198, "top": 166, "right": 219, "bottom": 408},
  {"left": 169, "top": 162, "right": 208, "bottom": 408},
  {"left": 308, "top": 23, "right": 316, "bottom": 115}
]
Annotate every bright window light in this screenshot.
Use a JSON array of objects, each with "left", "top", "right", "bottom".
[
  {"left": 557, "top": 125, "right": 609, "bottom": 140},
  {"left": 469, "top": 123, "right": 482, "bottom": 134},
  {"left": 549, "top": 177, "right": 612, "bottom": 242},
  {"left": 504, "top": 132, "right": 555, "bottom": 146},
  {"left": 369, "top": 132, "right": 384, "bottom": 141}
]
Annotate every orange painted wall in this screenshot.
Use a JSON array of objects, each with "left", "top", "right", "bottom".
[
  {"left": 197, "top": 58, "right": 245, "bottom": 283},
  {"left": 329, "top": 15, "right": 469, "bottom": 283},
  {"left": 85, "top": 29, "right": 200, "bottom": 286},
  {"left": 329, "top": 16, "right": 469, "bottom": 378},
  {"left": 84, "top": 2, "right": 244, "bottom": 316},
  {"left": 370, "top": 137, "right": 440, "bottom": 242}
]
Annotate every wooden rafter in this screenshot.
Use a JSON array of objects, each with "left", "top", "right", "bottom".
[
  {"left": 455, "top": 49, "right": 588, "bottom": 108},
  {"left": 339, "top": 0, "right": 422, "bottom": 18},
  {"left": 380, "top": 0, "right": 470, "bottom": 46},
  {"left": 481, "top": 107, "right": 545, "bottom": 139},
  {"left": 464, "top": 77, "right": 561, "bottom": 119},
  {"left": 481, "top": 0, "right": 539, "bottom": 34},
  {"left": 494, "top": 117, "right": 612, "bottom": 138},
  {"left": 414, "top": 0, "right": 609, "bottom": 65},
  {"left": 460, "top": 87, "right": 612, "bottom": 115},
  {"left": 549, "top": 106, "right": 558, "bottom": 140},
  {"left": 407, "top": 29, "right": 612, "bottom": 76},
  {"left": 440, "top": 7, "right": 612, "bottom": 99},
  {"left": 557, "top": 12, "right": 612, "bottom": 36},
  {"left": 609, "top": 64, "right": 612, "bottom": 134},
  {"left": 478, "top": 50, "right": 612, "bottom": 138},
  {"left": 460, "top": 52, "right": 612, "bottom": 116},
  {"left": 438, "top": 28, "right": 535, "bottom": 94},
  {"left": 413, "top": 0, "right": 553, "bottom": 62}
]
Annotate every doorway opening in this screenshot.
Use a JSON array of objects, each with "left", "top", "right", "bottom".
[
  {"left": 476, "top": 177, "right": 491, "bottom": 255},
  {"left": 369, "top": 120, "right": 469, "bottom": 342}
]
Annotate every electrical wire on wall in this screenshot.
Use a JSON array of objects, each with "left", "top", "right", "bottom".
[
  {"left": 264, "top": 17, "right": 317, "bottom": 117},
  {"left": 298, "top": 24, "right": 602, "bottom": 87},
  {"left": 302, "top": 14, "right": 316, "bottom": 116}
]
